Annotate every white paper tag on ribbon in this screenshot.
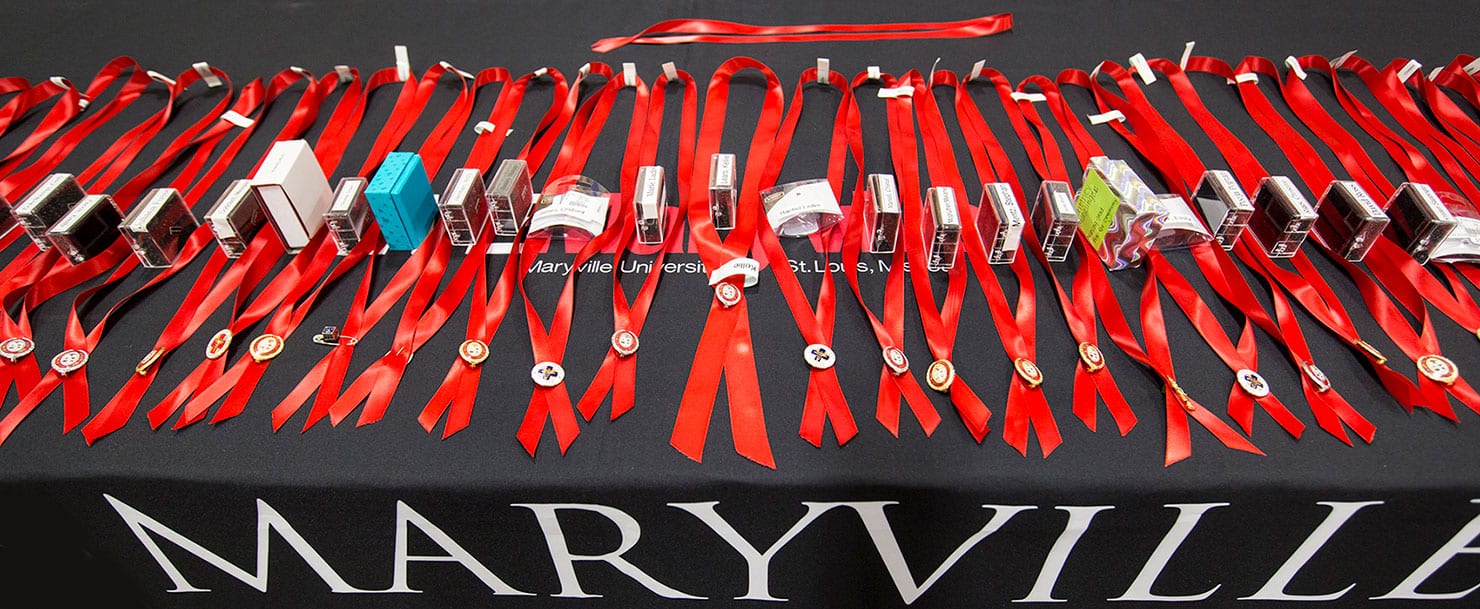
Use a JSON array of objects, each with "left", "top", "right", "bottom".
[
  {"left": 534, "top": 67, "right": 549, "bottom": 79},
  {"left": 1130, "top": 53, "right": 1156, "bottom": 84},
  {"left": 394, "top": 46, "right": 411, "bottom": 81},
  {"left": 221, "top": 110, "right": 255, "bottom": 128},
  {"left": 193, "top": 62, "right": 223, "bottom": 88},
  {"left": 1286, "top": 56, "right": 1308, "bottom": 80},
  {"left": 290, "top": 66, "right": 309, "bottom": 76},
  {"left": 1087, "top": 110, "right": 1125, "bottom": 125},
  {"left": 146, "top": 70, "right": 176, "bottom": 87},
  {"left": 709, "top": 257, "right": 761, "bottom": 288},
  {"left": 335, "top": 65, "right": 354, "bottom": 83},
  {"left": 1429, "top": 67, "right": 1443, "bottom": 81},
  {"left": 867, "top": 66, "right": 881, "bottom": 82},
  {"left": 49, "top": 76, "right": 69, "bottom": 89},
  {"left": 1332, "top": 50, "right": 1358, "bottom": 70},
  {"left": 816, "top": 58, "right": 830, "bottom": 84},
  {"left": 528, "top": 190, "right": 610, "bottom": 237},
  {"left": 474, "top": 121, "right": 496, "bottom": 135},
  {"left": 969, "top": 60, "right": 986, "bottom": 82},
  {"left": 440, "top": 61, "right": 474, "bottom": 80},
  {"left": 1234, "top": 72, "right": 1259, "bottom": 84},
  {"left": 1011, "top": 91, "right": 1046, "bottom": 103},
  {"left": 765, "top": 180, "right": 843, "bottom": 233},
  {"left": 623, "top": 62, "right": 637, "bottom": 87},
  {"left": 1397, "top": 59, "right": 1423, "bottom": 82},
  {"left": 877, "top": 86, "right": 912, "bottom": 98},
  {"left": 662, "top": 62, "right": 679, "bottom": 81},
  {"left": 1466, "top": 57, "right": 1480, "bottom": 75},
  {"left": 1180, "top": 41, "right": 1196, "bottom": 70}
]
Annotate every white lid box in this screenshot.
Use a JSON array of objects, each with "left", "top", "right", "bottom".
[{"left": 249, "top": 140, "right": 333, "bottom": 251}]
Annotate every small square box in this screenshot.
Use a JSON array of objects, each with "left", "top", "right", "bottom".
[
  {"left": 1033, "top": 180, "right": 1078, "bottom": 262},
  {"left": 978, "top": 182, "right": 1024, "bottom": 265},
  {"left": 15, "top": 173, "right": 86, "bottom": 250},
  {"left": 438, "top": 168, "right": 490, "bottom": 247},
  {"left": 633, "top": 165, "right": 667, "bottom": 245},
  {"left": 1384, "top": 182, "right": 1456, "bottom": 264},
  {"left": 1314, "top": 180, "right": 1388, "bottom": 262},
  {"left": 205, "top": 179, "right": 269, "bottom": 258},
  {"left": 325, "top": 177, "right": 372, "bottom": 255},
  {"left": 925, "top": 186, "right": 963, "bottom": 271},
  {"left": 708, "top": 153, "right": 737, "bottom": 230},
  {"left": 47, "top": 194, "right": 122, "bottom": 264},
  {"left": 864, "top": 174, "right": 901, "bottom": 254},
  {"left": 1248, "top": 176, "right": 1316, "bottom": 259},
  {"left": 488, "top": 159, "right": 534, "bottom": 236},
  {"left": 1192, "top": 170, "right": 1254, "bottom": 250},
  {"left": 121, "top": 188, "right": 197, "bottom": 268}
]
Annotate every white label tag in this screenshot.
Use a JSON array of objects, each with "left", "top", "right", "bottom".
[
  {"left": 193, "top": 62, "right": 223, "bottom": 88},
  {"left": 1234, "top": 72, "right": 1259, "bottom": 84},
  {"left": 1087, "top": 110, "right": 1125, "bottom": 125},
  {"left": 765, "top": 181, "right": 843, "bottom": 233},
  {"left": 969, "top": 60, "right": 986, "bottom": 82},
  {"left": 439, "top": 61, "right": 473, "bottom": 80},
  {"left": 49, "top": 76, "right": 69, "bottom": 89},
  {"left": 877, "top": 86, "right": 913, "bottom": 98},
  {"left": 662, "top": 62, "right": 679, "bottom": 81},
  {"left": 1397, "top": 59, "right": 1422, "bottom": 82},
  {"left": 394, "top": 45, "right": 411, "bottom": 81},
  {"left": 335, "top": 65, "right": 354, "bottom": 83},
  {"left": 1130, "top": 53, "right": 1157, "bottom": 84},
  {"left": 146, "top": 70, "right": 176, "bottom": 87},
  {"left": 1286, "top": 56, "right": 1308, "bottom": 80},
  {"left": 1467, "top": 57, "right": 1480, "bottom": 75},
  {"left": 1011, "top": 91, "right": 1046, "bottom": 103},
  {"left": 709, "top": 257, "right": 761, "bottom": 288},
  {"left": 1180, "top": 41, "right": 1196, "bottom": 70},
  {"left": 1333, "top": 50, "right": 1358, "bottom": 69},
  {"left": 1429, "top": 67, "right": 1443, "bottom": 81},
  {"left": 473, "top": 121, "right": 496, "bottom": 135},
  {"left": 816, "top": 58, "right": 830, "bottom": 84},
  {"left": 867, "top": 66, "right": 881, "bottom": 81},
  {"left": 622, "top": 62, "right": 637, "bottom": 87},
  {"left": 220, "top": 110, "right": 254, "bottom": 128}
]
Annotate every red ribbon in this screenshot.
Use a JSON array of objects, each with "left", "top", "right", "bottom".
[
  {"left": 990, "top": 71, "right": 1137, "bottom": 436},
  {"left": 517, "top": 62, "right": 650, "bottom": 455},
  {"left": 882, "top": 71, "right": 993, "bottom": 442},
  {"left": 671, "top": 58, "right": 785, "bottom": 468},
  {"left": 574, "top": 66, "right": 695, "bottom": 424},
  {"left": 917, "top": 69, "right": 1060, "bottom": 456},
  {"left": 84, "top": 67, "right": 354, "bottom": 443},
  {"left": 1007, "top": 71, "right": 1262, "bottom": 464},
  {"left": 591, "top": 13, "right": 1013, "bottom": 53},
  {"left": 837, "top": 71, "right": 940, "bottom": 438}
]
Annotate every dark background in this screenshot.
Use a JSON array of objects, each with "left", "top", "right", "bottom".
[{"left": 2, "top": 1, "right": 1480, "bottom": 607}]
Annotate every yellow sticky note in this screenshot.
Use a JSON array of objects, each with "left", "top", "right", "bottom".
[{"left": 1074, "top": 169, "right": 1119, "bottom": 249}]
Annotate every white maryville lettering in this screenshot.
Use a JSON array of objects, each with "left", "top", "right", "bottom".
[
  {"left": 670, "top": 501, "right": 844, "bottom": 602},
  {"left": 1109, "top": 502, "right": 1228, "bottom": 602},
  {"left": 387, "top": 501, "right": 533, "bottom": 595},
  {"left": 1371, "top": 498, "right": 1480, "bottom": 601},
  {"left": 844, "top": 501, "right": 1036, "bottom": 605},
  {"left": 1239, "top": 501, "right": 1383, "bottom": 602},
  {"left": 1014, "top": 505, "right": 1115, "bottom": 603},
  {"left": 104, "top": 494, "right": 373, "bottom": 593},
  {"left": 514, "top": 503, "right": 704, "bottom": 600}
]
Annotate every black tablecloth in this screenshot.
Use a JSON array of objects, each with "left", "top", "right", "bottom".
[{"left": 3, "top": 1, "right": 1480, "bottom": 607}]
